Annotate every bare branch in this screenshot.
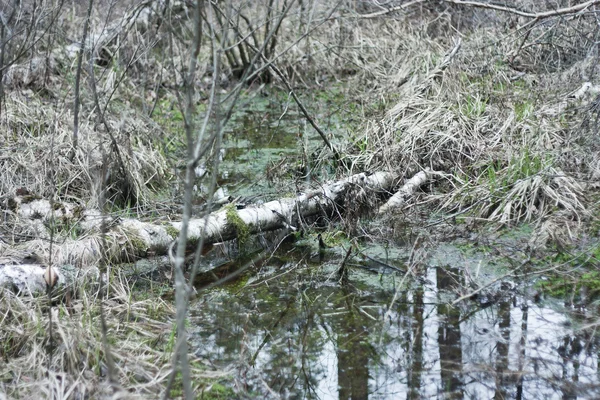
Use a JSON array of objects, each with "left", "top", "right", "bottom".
[
  {"left": 357, "top": 0, "right": 428, "bottom": 19},
  {"left": 444, "top": 0, "right": 600, "bottom": 19},
  {"left": 358, "top": 0, "right": 600, "bottom": 20}
]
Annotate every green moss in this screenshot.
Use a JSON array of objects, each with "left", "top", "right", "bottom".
[
  {"left": 129, "top": 234, "right": 148, "bottom": 254},
  {"left": 581, "top": 270, "right": 600, "bottom": 297},
  {"left": 536, "top": 276, "right": 572, "bottom": 298},
  {"left": 225, "top": 204, "right": 250, "bottom": 247},
  {"left": 321, "top": 230, "right": 350, "bottom": 247},
  {"left": 200, "top": 382, "right": 237, "bottom": 399},
  {"left": 536, "top": 244, "right": 600, "bottom": 301},
  {"left": 225, "top": 274, "right": 250, "bottom": 292},
  {"left": 164, "top": 224, "right": 180, "bottom": 239}
]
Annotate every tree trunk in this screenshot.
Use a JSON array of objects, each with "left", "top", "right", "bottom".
[{"left": 1, "top": 170, "right": 435, "bottom": 295}]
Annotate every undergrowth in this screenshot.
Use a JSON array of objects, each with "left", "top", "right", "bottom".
[
  {"left": 0, "top": 271, "right": 231, "bottom": 399},
  {"left": 1, "top": 1, "right": 600, "bottom": 398}
]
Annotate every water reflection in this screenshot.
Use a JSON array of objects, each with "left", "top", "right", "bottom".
[
  {"left": 189, "top": 261, "right": 600, "bottom": 399},
  {"left": 437, "top": 267, "right": 464, "bottom": 398}
]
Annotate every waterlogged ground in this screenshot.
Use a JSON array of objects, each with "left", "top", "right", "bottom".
[
  {"left": 185, "top": 86, "right": 600, "bottom": 399},
  {"left": 189, "top": 241, "right": 600, "bottom": 399},
  {"left": 216, "top": 86, "right": 359, "bottom": 199}
]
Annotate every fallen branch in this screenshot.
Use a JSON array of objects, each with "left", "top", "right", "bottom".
[
  {"left": 357, "top": 0, "right": 428, "bottom": 19},
  {"left": 443, "top": 0, "right": 600, "bottom": 19},
  {"left": 378, "top": 168, "right": 437, "bottom": 214},
  {"left": 358, "top": 0, "right": 600, "bottom": 19}
]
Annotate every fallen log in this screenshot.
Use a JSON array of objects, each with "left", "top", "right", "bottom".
[
  {"left": 1, "top": 171, "right": 394, "bottom": 294},
  {"left": 378, "top": 168, "right": 438, "bottom": 214},
  {"left": 0, "top": 170, "right": 434, "bottom": 295}
]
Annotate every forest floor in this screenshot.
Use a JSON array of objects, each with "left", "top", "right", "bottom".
[{"left": 1, "top": 1, "right": 600, "bottom": 398}]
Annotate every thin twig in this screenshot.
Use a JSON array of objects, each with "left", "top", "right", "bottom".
[
  {"left": 451, "top": 258, "right": 531, "bottom": 305},
  {"left": 163, "top": 0, "right": 204, "bottom": 395},
  {"left": 356, "top": 0, "right": 428, "bottom": 19},
  {"left": 444, "top": 0, "right": 600, "bottom": 19}
]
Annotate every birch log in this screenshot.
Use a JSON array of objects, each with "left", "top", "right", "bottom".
[
  {"left": 1, "top": 171, "right": 398, "bottom": 295},
  {"left": 378, "top": 168, "right": 437, "bottom": 214}
]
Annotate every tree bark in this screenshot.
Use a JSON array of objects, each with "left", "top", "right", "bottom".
[
  {"left": 1, "top": 170, "right": 435, "bottom": 295},
  {"left": 378, "top": 168, "right": 436, "bottom": 214}
]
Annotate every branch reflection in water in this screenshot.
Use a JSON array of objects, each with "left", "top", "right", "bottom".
[{"left": 189, "top": 245, "right": 600, "bottom": 399}]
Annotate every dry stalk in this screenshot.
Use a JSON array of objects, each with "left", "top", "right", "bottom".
[{"left": 72, "top": 0, "right": 94, "bottom": 159}]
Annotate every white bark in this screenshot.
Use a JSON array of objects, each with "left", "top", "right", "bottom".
[
  {"left": 0, "top": 263, "right": 96, "bottom": 296},
  {"left": 1, "top": 170, "right": 419, "bottom": 295},
  {"left": 378, "top": 168, "right": 436, "bottom": 214}
]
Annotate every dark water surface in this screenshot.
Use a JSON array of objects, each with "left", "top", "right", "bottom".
[
  {"left": 189, "top": 244, "right": 600, "bottom": 399},
  {"left": 189, "top": 89, "right": 600, "bottom": 399}
]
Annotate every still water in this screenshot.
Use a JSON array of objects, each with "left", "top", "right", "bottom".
[{"left": 189, "top": 244, "right": 600, "bottom": 399}]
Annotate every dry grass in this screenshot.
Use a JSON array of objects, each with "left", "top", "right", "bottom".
[
  {"left": 0, "top": 271, "right": 230, "bottom": 399},
  {"left": 326, "top": 11, "right": 599, "bottom": 246},
  {"left": 2, "top": 1, "right": 600, "bottom": 398},
  {"left": 0, "top": 93, "right": 170, "bottom": 205},
  {"left": 0, "top": 92, "right": 171, "bottom": 254}
]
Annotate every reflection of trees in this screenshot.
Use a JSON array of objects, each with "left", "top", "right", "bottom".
[
  {"left": 197, "top": 282, "right": 328, "bottom": 395},
  {"left": 494, "top": 296, "right": 511, "bottom": 400},
  {"left": 257, "top": 293, "right": 324, "bottom": 395},
  {"left": 516, "top": 301, "right": 528, "bottom": 400},
  {"left": 195, "top": 280, "right": 382, "bottom": 398},
  {"left": 558, "top": 335, "right": 583, "bottom": 400},
  {"left": 407, "top": 286, "right": 424, "bottom": 400},
  {"left": 191, "top": 261, "right": 600, "bottom": 399},
  {"left": 436, "top": 267, "right": 464, "bottom": 399},
  {"left": 337, "top": 290, "right": 370, "bottom": 400}
]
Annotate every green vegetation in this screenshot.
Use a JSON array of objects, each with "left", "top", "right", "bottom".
[
  {"left": 225, "top": 204, "right": 250, "bottom": 248},
  {"left": 460, "top": 95, "right": 487, "bottom": 119},
  {"left": 165, "top": 224, "right": 180, "bottom": 239},
  {"left": 43, "top": 217, "right": 85, "bottom": 240},
  {"left": 515, "top": 100, "right": 535, "bottom": 121},
  {"left": 535, "top": 244, "right": 600, "bottom": 301},
  {"left": 199, "top": 382, "right": 238, "bottom": 399}
]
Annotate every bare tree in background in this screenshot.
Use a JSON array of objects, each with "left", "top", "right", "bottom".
[{"left": 71, "top": 0, "right": 94, "bottom": 158}]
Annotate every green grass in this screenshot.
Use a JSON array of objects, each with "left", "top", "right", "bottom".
[
  {"left": 199, "top": 382, "right": 238, "bottom": 399},
  {"left": 460, "top": 95, "right": 487, "bottom": 119},
  {"left": 514, "top": 100, "right": 535, "bottom": 121}
]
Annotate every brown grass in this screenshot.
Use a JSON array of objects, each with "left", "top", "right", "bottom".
[
  {"left": 329, "top": 12, "right": 599, "bottom": 246},
  {"left": 0, "top": 271, "right": 231, "bottom": 399},
  {"left": 1, "top": 1, "right": 600, "bottom": 398}
]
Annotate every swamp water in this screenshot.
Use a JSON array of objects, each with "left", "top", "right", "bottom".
[
  {"left": 190, "top": 243, "right": 600, "bottom": 399},
  {"left": 187, "top": 89, "right": 600, "bottom": 399}
]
